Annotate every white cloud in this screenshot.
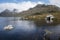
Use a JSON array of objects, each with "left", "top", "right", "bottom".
[
  {"left": 0, "top": 1, "right": 44, "bottom": 12},
  {"left": 49, "top": 0, "right": 60, "bottom": 7}
]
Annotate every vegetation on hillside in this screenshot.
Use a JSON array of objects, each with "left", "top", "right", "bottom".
[{"left": 0, "top": 4, "right": 60, "bottom": 17}]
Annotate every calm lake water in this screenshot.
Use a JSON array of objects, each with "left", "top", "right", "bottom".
[{"left": 0, "top": 17, "right": 60, "bottom": 40}]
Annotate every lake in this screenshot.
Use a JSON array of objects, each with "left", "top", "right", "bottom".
[{"left": 0, "top": 17, "right": 60, "bottom": 40}]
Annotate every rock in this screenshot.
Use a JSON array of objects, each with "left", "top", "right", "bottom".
[{"left": 4, "top": 25, "right": 14, "bottom": 30}]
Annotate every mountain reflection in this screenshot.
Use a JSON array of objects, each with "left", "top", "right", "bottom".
[{"left": 0, "top": 17, "right": 60, "bottom": 40}]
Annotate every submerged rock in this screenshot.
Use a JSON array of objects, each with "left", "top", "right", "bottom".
[
  {"left": 4, "top": 25, "right": 14, "bottom": 30},
  {"left": 44, "top": 29, "right": 52, "bottom": 35},
  {"left": 43, "top": 29, "right": 52, "bottom": 40}
]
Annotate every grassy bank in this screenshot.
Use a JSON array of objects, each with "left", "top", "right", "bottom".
[
  {"left": 21, "top": 12, "right": 60, "bottom": 26},
  {"left": 22, "top": 12, "right": 60, "bottom": 20}
]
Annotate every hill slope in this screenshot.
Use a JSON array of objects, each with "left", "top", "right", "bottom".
[
  {"left": 0, "top": 4, "right": 60, "bottom": 17},
  {"left": 19, "top": 4, "right": 60, "bottom": 16}
]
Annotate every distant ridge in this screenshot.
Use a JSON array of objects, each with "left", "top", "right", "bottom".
[{"left": 0, "top": 4, "right": 60, "bottom": 17}]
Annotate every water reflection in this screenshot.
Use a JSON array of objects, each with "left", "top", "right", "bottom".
[
  {"left": 0, "top": 17, "right": 60, "bottom": 40},
  {"left": 33, "top": 18, "right": 60, "bottom": 27},
  {"left": 14, "top": 20, "right": 36, "bottom": 32}
]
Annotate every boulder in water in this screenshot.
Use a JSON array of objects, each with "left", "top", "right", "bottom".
[{"left": 4, "top": 25, "right": 14, "bottom": 30}]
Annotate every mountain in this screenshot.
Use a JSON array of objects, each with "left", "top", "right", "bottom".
[
  {"left": 19, "top": 4, "right": 60, "bottom": 16},
  {"left": 0, "top": 9, "right": 18, "bottom": 17},
  {"left": 0, "top": 4, "right": 60, "bottom": 17}
]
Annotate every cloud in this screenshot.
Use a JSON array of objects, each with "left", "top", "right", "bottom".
[
  {"left": 49, "top": 0, "right": 60, "bottom": 7},
  {"left": 0, "top": 1, "right": 44, "bottom": 12}
]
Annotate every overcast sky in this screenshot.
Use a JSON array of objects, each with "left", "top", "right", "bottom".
[{"left": 0, "top": 0, "right": 60, "bottom": 12}]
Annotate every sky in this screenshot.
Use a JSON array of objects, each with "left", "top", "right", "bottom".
[{"left": 0, "top": 0, "right": 60, "bottom": 12}]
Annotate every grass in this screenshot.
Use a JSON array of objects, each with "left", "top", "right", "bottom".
[
  {"left": 21, "top": 12, "right": 60, "bottom": 26},
  {"left": 22, "top": 12, "right": 60, "bottom": 20}
]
